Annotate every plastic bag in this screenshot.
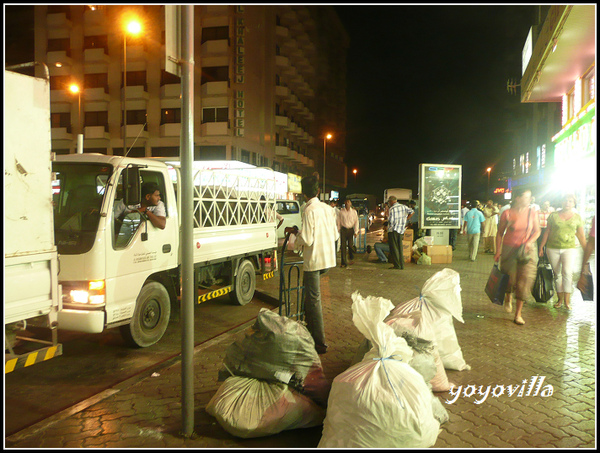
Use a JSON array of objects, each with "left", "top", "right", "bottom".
[
  {"left": 318, "top": 292, "right": 440, "bottom": 448},
  {"left": 218, "top": 309, "right": 329, "bottom": 406},
  {"left": 385, "top": 311, "right": 452, "bottom": 392},
  {"left": 532, "top": 256, "right": 555, "bottom": 303},
  {"left": 417, "top": 253, "right": 431, "bottom": 265},
  {"left": 388, "top": 269, "right": 470, "bottom": 371},
  {"left": 206, "top": 376, "right": 325, "bottom": 438}
]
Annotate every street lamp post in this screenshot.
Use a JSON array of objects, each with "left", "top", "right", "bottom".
[
  {"left": 123, "top": 19, "right": 142, "bottom": 156},
  {"left": 323, "top": 133, "right": 332, "bottom": 199},
  {"left": 69, "top": 83, "right": 84, "bottom": 154},
  {"left": 353, "top": 168, "right": 357, "bottom": 184},
  {"left": 487, "top": 167, "right": 492, "bottom": 197}
]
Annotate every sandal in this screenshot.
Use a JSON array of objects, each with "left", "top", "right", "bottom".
[
  {"left": 554, "top": 301, "right": 563, "bottom": 309},
  {"left": 514, "top": 317, "right": 525, "bottom": 325}
]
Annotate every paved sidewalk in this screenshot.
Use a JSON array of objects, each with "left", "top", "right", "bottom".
[{"left": 5, "top": 233, "right": 596, "bottom": 448}]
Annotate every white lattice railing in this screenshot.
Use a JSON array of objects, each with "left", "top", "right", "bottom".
[{"left": 192, "top": 169, "right": 277, "bottom": 228}]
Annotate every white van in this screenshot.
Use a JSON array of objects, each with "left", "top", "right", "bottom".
[{"left": 276, "top": 199, "right": 302, "bottom": 241}]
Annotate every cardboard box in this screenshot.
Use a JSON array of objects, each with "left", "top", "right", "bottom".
[
  {"left": 403, "top": 228, "right": 414, "bottom": 244},
  {"left": 423, "top": 245, "right": 452, "bottom": 256},
  {"left": 402, "top": 240, "right": 412, "bottom": 263},
  {"left": 423, "top": 245, "right": 453, "bottom": 264}
]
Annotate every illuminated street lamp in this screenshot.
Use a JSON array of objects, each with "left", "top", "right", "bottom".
[
  {"left": 487, "top": 167, "right": 492, "bottom": 196},
  {"left": 323, "top": 133, "right": 332, "bottom": 199},
  {"left": 69, "top": 83, "right": 81, "bottom": 133},
  {"left": 353, "top": 168, "right": 358, "bottom": 184},
  {"left": 123, "top": 17, "right": 142, "bottom": 155}
]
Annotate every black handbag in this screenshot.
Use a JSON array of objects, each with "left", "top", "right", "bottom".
[
  {"left": 578, "top": 263, "right": 594, "bottom": 301},
  {"left": 533, "top": 255, "right": 554, "bottom": 303}
]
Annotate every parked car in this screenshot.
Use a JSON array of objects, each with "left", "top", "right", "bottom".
[{"left": 276, "top": 199, "right": 302, "bottom": 243}]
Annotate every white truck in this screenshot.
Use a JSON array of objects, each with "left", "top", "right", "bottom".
[
  {"left": 383, "top": 188, "right": 413, "bottom": 204},
  {"left": 52, "top": 154, "right": 278, "bottom": 347},
  {"left": 5, "top": 66, "right": 63, "bottom": 372}
]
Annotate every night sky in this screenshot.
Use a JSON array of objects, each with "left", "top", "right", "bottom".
[
  {"left": 4, "top": 5, "right": 536, "bottom": 202},
  {"left": 335, "top": 5, "right": 536, "bottom": 202}
]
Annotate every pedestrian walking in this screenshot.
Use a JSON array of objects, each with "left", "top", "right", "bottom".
[
  {"left": 386, "top": 195, "right": 413, "bottom": 270},
  {"left": 337, "top": 199, "right": 359, "bottom": 267},
  {"left": 482, "top": 200, "right": 499, "bottom": 253},
  {"left": 494, "top": 188, "right": 541, "bottom": 325},
  {"left": 538, "top": 194, "right": 587, "bottom": 310},
  {"left": 285, "top": 174, "right": 338, "bottom": 354},
  {"left": 462, "top": 201, "right": 485, "bottom": 261}
]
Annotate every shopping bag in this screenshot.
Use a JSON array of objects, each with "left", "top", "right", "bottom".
[
  {"left": 532, "top": 255, "right": 555, "bottom": 303},
  {"left": 577, "top": 263, "right": 594, "bottom": 301},
  {"left": 485, "top": 264, "right": 509, "bottom": 305}
]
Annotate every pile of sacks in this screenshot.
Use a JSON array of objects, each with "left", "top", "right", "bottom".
[
  {"left": 319, "top": 268, "right": 469, "bottom": 448},
  {"left": 206, "top": 309, "right": 330, "bottom": 438}
]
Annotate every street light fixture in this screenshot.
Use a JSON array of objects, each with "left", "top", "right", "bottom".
[
  {"left": 323, "top": 133, "right": 332, "bottom": 199},
  {"left": 69, "top": 83, "right": 81, "bottom": 133},
  {"left": 353, "top": 168, "right": 358, "bottom": 184},
  {"left": 123, "top": 18, "right": 142, "bottom": 155},
  {"left": 487, "top": 167, "right": 492, "bottom": 197}
]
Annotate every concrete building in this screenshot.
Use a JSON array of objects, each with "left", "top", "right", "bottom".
[
  {"left": 34, "top": 5, "right": 349, "bottom": 193},
  {"left": 512, "top": 4, "right": 595, "bottom": 231}
]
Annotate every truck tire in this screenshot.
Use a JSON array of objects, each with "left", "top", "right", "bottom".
[
  {"left": 120, "top": 281, "right": 171, "bottom": 348},
  {"left": 230, "top": 259, "right": 256, "bottom": 306}
]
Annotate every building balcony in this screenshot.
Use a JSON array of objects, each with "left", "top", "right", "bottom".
[
  {"left": 275, "top": 115, "right": 289, "bottom": 128},
  {"left": 276, "top": 25, "right": 289, "bottom": 39},
  {"left": 275, "top": 85, "right": 289, "bottom": 98},
  {"left": 51, "top": 127, "right": 73, "bottom": 141},
  {"left": 122, "top": 124, "right": 148, "bottom": 139},
  {"left": 285, "top": 120, "right": 297, "bottom": 133},
  {"left": 161, "top": 84, "right": 181, "bottom": 99},
  {"left": 122, "top": 85, "right": 149, "bottom": 102},
  {"left": 84, "top": 87, "right": 110, "bottom": 103},
  {"left": 50, "top": 90, "right": 74, "bottom": 104},
  {"left": 160, "top": 123, "right": 181, "bottom": 137},
  {"left": 275, "top": 145, "right": 294, "bottom": 160},
  {"left": 125, "top": 44, "right": 148, "bottom": 62},
  {"left": 201, "top": 39, "right": 228, "bottom": 56},
  {"left": 83, "top": 125, "right": 110, "bottom": 140},
  {"left": 200, "top": 121, "right": 228, "bottom": 136},
  {"left": 47, "top": 51, "right": 72, "bottom": 68},
  {"left": 201, "top": 81, "right": 228, "bottom": 97},
  {"left": 47, "top": 12, "right": 72, "bottom": 29},
  {"left": 83, "top": 8, "right": 106, "bottom": 27},
  {"left": 84, "top": 48, "right": 110, "bottom": 64},
  {"left": 275, "top": 55, "right": 290, "bottom": 69}
]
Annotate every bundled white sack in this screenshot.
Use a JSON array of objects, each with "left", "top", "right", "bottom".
[
  {"left": 385, "top": 310, "right": 453, "bottom": 391},
  {"left": 218, "top": 309, "right": 329, "bottom": 406},
  {"left": 318, "top": 292, "right": 440, "bottom": 448},
  {"left": 206, "top": 376, "right": 325, "bottom": 438},
  {"left": 388, "top": 269, "right": 470, "bottom": 371}
]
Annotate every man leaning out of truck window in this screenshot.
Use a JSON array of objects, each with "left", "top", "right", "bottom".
[{"left": 114, "top": 182, "right": 166, "bottom": 230}]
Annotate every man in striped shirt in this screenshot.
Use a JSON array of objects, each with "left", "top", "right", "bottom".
[{"left": 387, "top": 196, "right": 414, "bottom": 269}]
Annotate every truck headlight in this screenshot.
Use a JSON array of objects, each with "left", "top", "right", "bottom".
[{"left": 65, "top": 280, "right": 105, "bottom": 306}]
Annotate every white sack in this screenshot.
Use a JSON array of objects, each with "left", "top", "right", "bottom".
[
  {"left": 385, "top": 310, "right": 453, "bottom": 391},
  {"left": 206, "top": 376, "right": 325, "bottom": 439},
  {"left": 318, "top": 292, "right": 440, "bottom": 448},
  {"left": 388, "top": 269, "right": 470, "bottom": 371}
]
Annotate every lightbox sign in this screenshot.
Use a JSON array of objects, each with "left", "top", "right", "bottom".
[{"left": 419, "top": 164, "right": 462, "bottom": 229}]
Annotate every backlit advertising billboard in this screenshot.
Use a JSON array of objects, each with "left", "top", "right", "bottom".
[{"left": 419, "top": 164, "right": 462, "bottom": 229}]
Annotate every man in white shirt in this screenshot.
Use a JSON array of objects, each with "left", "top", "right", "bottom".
[
  {"left": 387, "top": 196, "right": 413, "bottom": 269},
  {"left": 337, "top": 199, "right": 359, "bottom": 267},
  {"left": 285, "top": 175, "right": 338, "bottom": 354}
]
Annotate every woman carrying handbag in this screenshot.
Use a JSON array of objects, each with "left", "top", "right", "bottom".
[{"left": 494, "top": 188, "right": 541, "bottom": 325}]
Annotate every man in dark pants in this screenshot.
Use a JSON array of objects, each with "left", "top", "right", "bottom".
[
  {"left": 387, "top": 195, "right": 414, "bottom": 269},
  {"left": 337, "top": 199, "right": 359, "bottom": 267},
  {"left": 284, "top": 175, "right": 338, "bottom": 354}
]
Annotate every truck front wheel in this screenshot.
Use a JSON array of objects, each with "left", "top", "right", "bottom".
[
  {"left": 120, "top": 281, "right": 171, "bottom": 348},
  {"left": 230, "top": 259, "right": 256, "bottom": 306}
]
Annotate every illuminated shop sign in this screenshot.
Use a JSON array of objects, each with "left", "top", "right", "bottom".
[
  {"left": 553, "top": 103, "right": 595, "bottom": 166},
  {"left": 419, "top": 164, "right": 462, "bottom": 229}
]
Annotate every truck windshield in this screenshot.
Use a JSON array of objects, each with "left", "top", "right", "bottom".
[{"left": 52, "top": 163, "right": 112, "bottom": 254}]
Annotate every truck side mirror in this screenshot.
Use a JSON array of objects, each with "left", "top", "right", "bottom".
[{"left": 123, "top": 166, "right": 140, "bottom": 206}]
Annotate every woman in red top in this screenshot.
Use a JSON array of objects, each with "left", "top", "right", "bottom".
[{"left": 494, "top": 188, "right": 541, "bottom": 325}]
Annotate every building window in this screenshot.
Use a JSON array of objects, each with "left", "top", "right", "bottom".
[
  {"left": 161, "top": 108, "right": 181, "bottom": 125},
  {"left": 84, "top": 73, "right": 108, "bottom": 91},
  {"left": 124, "top": 110, "right": 147, "bottom": 126},
  {"left": 47, "top": 5, "right": 71, "bottom": 18},
  {"left": 161, "top": 69, "right": 180, "bottom": 86},
  {"left": 50, "top": 75, "right": 71, "bottom": 91},
  {"left": 83, "top": 35, "right": 108, "bottom": 53},
  {"left": 122, "top": 70, "right": 147, "bottom": 88},
  {"left": 84, "top": 111, "right": 108, "bottom": 128},
  {"left": 202, "top": 107, "right": 228, "bottom": 124},
  {"left": 152, "top": 147, "right": 179, "bottom": 157},
  {"left": 201, "top": 66, "right": 228, "bottom": 84},
  {"left": 51, "top": 112, "right": 71, "bottom": 130},
  {"left": 583, "top": 67, "right": 595, "bottom": 105},
  {"left": 201, "top": 26, "right": 229, "bottom": 44},
  {"left": 47, "top": 38, "right": 70, "bottom": 55}
]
